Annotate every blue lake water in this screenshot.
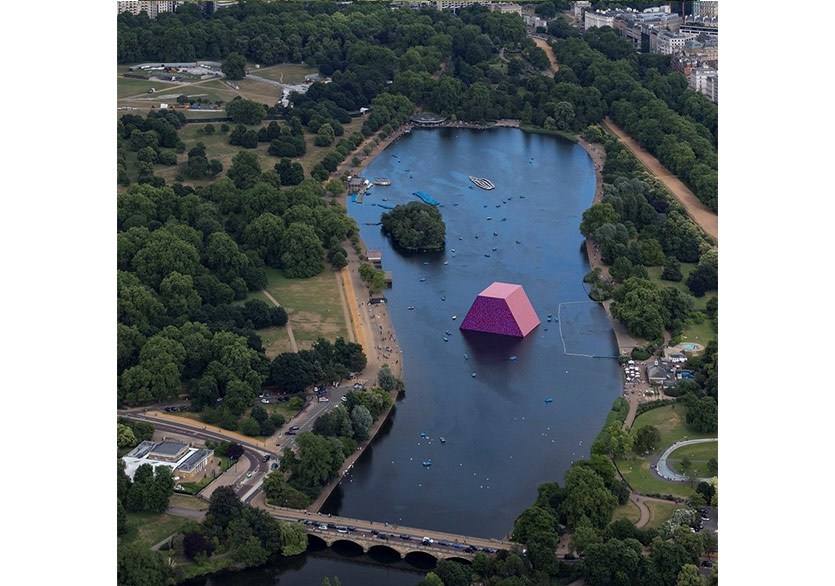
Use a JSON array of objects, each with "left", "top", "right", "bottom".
[{"left": 191, "top": 127, "right": 621, "bottom": 586}]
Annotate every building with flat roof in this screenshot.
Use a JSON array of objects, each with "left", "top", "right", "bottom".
[
  {"left": 584, "top": 10, "right": 616, "bottom": 29},
  {"left": 655, "top": 30, "right": 689, "bottom": 55},
  {"left": 123, "top": 440, "right": 214, "bottom": 483},
  {"left": 117, "top": 1, "right": 175, "bottom": 19},
  {"left": 689, "top": 67, "right": 718, "bottom": 103}
]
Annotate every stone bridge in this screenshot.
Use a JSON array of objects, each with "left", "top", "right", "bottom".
[{"left": 263, "top": 504, "right": 516, "bottom": 563}]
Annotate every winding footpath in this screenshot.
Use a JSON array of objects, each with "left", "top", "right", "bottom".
[
  {"left": 260, "top": 289, "right": 299, "bottom": 353},
  {"left": 656, "top": 438, "right": 718, "bottom": 482}
]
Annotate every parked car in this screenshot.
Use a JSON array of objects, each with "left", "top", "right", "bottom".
[
  {"left": 262, "top": 455, "right": 270, "bottom": 462},
  {"left": 318, "top": 396, "right": 329, "bottom": 402},
  {"left": 286, "top": 431, "right": 296, "bottom": 435},
  {"left": 261, "top": 399, "right": 269, "bottom": 404},
  {"left": 290, "top": 426, "right": 300, "bottom": 431}
]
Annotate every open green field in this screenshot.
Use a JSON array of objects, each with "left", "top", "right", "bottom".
[
  {"left": 644, "top": 500, "right": 681, "bottom": 531},
  {"left": 631, "top": 405, "right": 715, "bottom": 455},
  {"left": 118, "top": 77, "right": 174, "bottom": 99},
  {"left": 268, "top": 401, "right": 305, "bottom": 421},
  {"left": 612, "top": 500, "right": 641, "bottom": 524},
  {"left": 253, "top": 63, "right": 318, "bottom": 85},
  {"left": 120, "top": 512, "right": 191, "bottom": 548},
  {"left": 667, "top": 441, "right": 718, "bottom": 477},
  {"left": 256, "top": 325, "right": 295, "bottom": 358},
  {"left": 169, "top": 494, "right": 208, "bottom": 512},
  {"left": 616, "top": 457, "right": 694, "bottom": 499},
  {"left": 232, "top": 76, "right": 283, "bottom": 100},
  {"left": 647, "top": 264, "right": 717, "bottom": 310},
  {"left": 263, "top": 268, "right": 348, "bottom": 350}
]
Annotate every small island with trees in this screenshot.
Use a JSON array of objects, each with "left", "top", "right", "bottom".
[{"left": 380, "top": 201, "right": 446, "bottom": 252}]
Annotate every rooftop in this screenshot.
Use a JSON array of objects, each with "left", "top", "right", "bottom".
[
  {"left": 479, "top": 282, "right": 522, "bottom": 299},
  {"left": 149, "top": 440, "right": 189, "bottom": 457},
  {"left": 179, "top": 449, "right": 212, "bottom": 472}
]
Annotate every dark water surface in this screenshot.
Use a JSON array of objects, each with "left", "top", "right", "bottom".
[
  {"left": 191, "top": 127, "right": 620, "bottom": 586},
  {"left": 324, "top": 128, "right": 621, "bottom": 537}
]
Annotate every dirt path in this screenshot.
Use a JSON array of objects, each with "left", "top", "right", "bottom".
[
  {"left": 631, "top": 494, "right": 652, "bottom": 528},
  {"left": 334, "top": 271, "right": 356, "bottom": 343},
  {"left": 533, "top": 37, "right": 559, "bottom": 74},
  {"left": 260, "top": 289, "right": 299, "bottom": 353},
  {"left": 603, "top": 117, "right": 718, "bottom": 243}
]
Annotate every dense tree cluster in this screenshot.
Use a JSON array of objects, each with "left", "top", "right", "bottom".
[
  {"left": 118, "top": 461, "right": 174, "bottom": 516},
  {"left": 553, "top": 30, "right": 718, "bottom": 211},
  {"left": 268, "top": 337, "right": 367, "bottom": 393},
  {"left": 381, "top": 201, "right": 446, "bottom": 252}
]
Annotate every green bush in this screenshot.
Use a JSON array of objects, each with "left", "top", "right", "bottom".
[{"left": 631, "top": 346, "right": 651, "bottom": 361}]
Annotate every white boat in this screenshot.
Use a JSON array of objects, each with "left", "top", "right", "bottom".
[{"left": 469, "top": 176, "right": 495, "bottom": 190}]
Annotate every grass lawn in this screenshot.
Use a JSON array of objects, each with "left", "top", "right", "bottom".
[
  {"left": 680, "top": 318, "right": 716, "bottom": 348},
  {"left": 647, "top": 264, "right": 717, "bottom": 312},
  {"left": 120, "top": 512, "right": 191, "bottom": 548},
  {"left": 254, "top": 63, "right": 318, "bottom": 85},
  {"left": 612, "top": 500, "right": 641, "bottom": 524},
  {"left": 268, "top": 401, "right": 305, "bottom": 421},
  {"left": 616, "top": 457, "right": 694, "bottom": 499},
  {"left": 631, "top": 405, "right": 715, "bottom": 455},
  {"left": 262, "top": 267, "right": 348, "bottom": 350},
  {"left": 644, "top": 500, "right": 681, "bottom": 531},
  {"left": 257, "top": 325, "right": 295, "bottom": 358},
  {"left": 667, "top": 441, "right": 717, "bottom": 477},
  {"left": 232, "top": 76, "right": 283, "bottom": 101},
  {"left": 117, "top": 77, "right": 172, "bottom": 99},
  {"left": 169, "top": 494, "right": 208, "bottom": 512}
]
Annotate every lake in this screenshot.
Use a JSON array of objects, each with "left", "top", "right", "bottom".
[{"left": 193, "top": 127, "right": 621, "bottom": 585}]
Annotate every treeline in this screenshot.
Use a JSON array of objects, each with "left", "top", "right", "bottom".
[
  {"left": 118, "top": 486, "right": 308, "bottom": 586},
  {"left": 118, "top": 163, "right": 360, "bottom": 409},
  {"left": 263, "top": 386, "right": 393, "bottom": 507},
  {"left": 508, "top": 455, "right": 717, "bottom": 586},
  {"left": 579, "top": 133, "right": 716, "bottom": 341},
  {"left": 552, "top": 29, "right": 718, "bottom": 211},
  {"left": 381, "top": 201, "right": 446, "bottom": 252}
]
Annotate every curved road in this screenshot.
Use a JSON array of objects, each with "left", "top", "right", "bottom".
[{"left": 656, "top": 438, "right": 718, "bottom": 482}]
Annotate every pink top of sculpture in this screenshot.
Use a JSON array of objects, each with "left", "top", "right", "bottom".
[{"left": 459, "top": 282, "right": 540, "bottom": 337}]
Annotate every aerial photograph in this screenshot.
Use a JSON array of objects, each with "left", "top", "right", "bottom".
[{"left": 114, "top": 1, "right": 720, "bottom": 585}]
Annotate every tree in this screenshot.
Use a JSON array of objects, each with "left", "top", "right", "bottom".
[
  {"left": 117, "top": 499, "right": 127, "bottom": 536},
  {"left": 207, "top": 486, "right": 244, "bottom": 531},
  {"left": 662, "top": 256, "right": 683, "bottom": 281},
  {"left": 325, "top": 179, "right": 344, "bottom": 196},
  {"left": 435, "top": 560, "right": 472, "bottom": 586},
  {"left": 706, "top": 458, "right": 718, "bottom": 477},
  {"left": 280, "top": 223, "right": 325, "bottom": 278},
  {"left": 222, "top": 52, "right": 247, "bottom": 80},
  {"left": 676, "top": 564, "right": 706, "bottom": 586},
  {"left": 275, "top": 158, "right": 305, "bottom": 186},
  {"left": 350, "top": 405, "right": 373, "bottom": 441},
  {"left": 377, "top": 364, "right": 397, "bottom": 391},
  {"left": 279, "top": 520, "right": 309, "bottom": 555},
  {"left": 314, "top": 123, "right": 335, "bottom": 147},
  {"left": 226, "top": 99, "right": 267, "bottom": 125},
  {"left": 580, "top": 203, "right": 619, "bottom": 236},
  {"left": 183, "top": 530, "right": 215, "bottom": 560},
  {"left": 263, "top": 471, "right": 311, "bottom": 508},
  {"left": 117, "top": 544, "right": 171, "bottom": 586},
  {"left": 583, "top": 538, "right": 643, "bottom": 586},
  {"left": 117, "top": 423, "right": 138, "bottom": 449},
  {"left": 381, "top": 202, "right": 445, "bottom": 252},
  {"left": 570, "top": 524, "right": 602, "bottom": 555},
  {"left": 634, "top": 425, "right": 661, "bottom": 454},
  {"left": 560, "top": 466, "right": 618, "bottom": 529},
  {"left": 227, "top": 150, "right": 262, "bottom": 190}
]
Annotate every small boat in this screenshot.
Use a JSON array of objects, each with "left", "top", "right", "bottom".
[
  {"left": 501, "top": 218, "right": 507, "bottom": 222},
  {"left": 544, "top": 327, "right": 549, "bottom": 331},
  {"left": 458, "top": 236, "right": 463, "bottom": 240},
  {"left": 496, "top": 204, "right": 501, "bottom": 208},
  {"left": 509, "top": 356, "right": 517, "bottom": 361},
  {"left": 421, "top": 432, "right": 428, "bottom": 438},
  {"left": 420, "top": 277, "right": 426, "bottom": 282},
  {"left": 445, "top": 330, "right": 451, "bottom": 335},
  {"left": 545, "top": 398, "right": 553, "bottom": 403},
  {"left": 486, "top": 217, "right": 492, "bottom": 221},
  {"left": 469, "top": 176, "right": 495, "bottom": 190},
  {"left": 520, "top": 195, "right": 526, "bottom": 198},
  {"left": 440, "top": 437, "right": 446, "bottom": 444},
  {"left": 463, "top": 353, "right": 469, "bottom": 360},
  {"left": 515, "top": 240, "right": 521, "bottom": 244},
  {"left": 491, "top": 247, "right": 497, "bottom": 251},
  {"left": 493, "top": 232, "right": 498, "bottom": 236},
  {"left": 443, "top": 337, "right": 449, "bottom": 342},
  {"left": 443, "top": 262, "right": 448, "bottom": 266},
  {"left": 441, "top": 295, "right": 446, "bottom": 300},
  {"left": 484, "top": 254, "right": 491, "bottom": 258},
  {"left": 408, "top": 306, "right": 415, "bottom": 310},
  {"left": 423, "top": 461, "right": 432, "bottom": 467},
  {"left": 452, "top": 315, "right": 457, "bottom": 320},
  {"left": 471, "top": 372, "right": 477, "bottom": 377},
  {"left": 547, "top": 317, "right": 552, "bottom": 322},
  {"left": 373, "top": 178, "right": 392, "bottom": 186},
  {"left": 423, "top": 261, "right": 430, "bottom": 265}
]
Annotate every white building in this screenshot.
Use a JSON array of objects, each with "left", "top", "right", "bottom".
[
  {"left": 122, "top": 440, "right": 214, "bottom": 482},
  {"left": 585, "top": 10, "right": 616, "bottom": 29},
  {"left": 689, "top": 67, "right": 718, "bottom": 103},
  {"left": 435, "top": 1, "right": 492, "bottom": 10},
  {"left": 655, "top": 30, "right": 689, "bottom": 54},
  {"left": 692, "top": 0, "right": 719, "bottom": 20},
  {"left": 490, "top": 2, "right": 522, "bottom": 15},
  {"left": 117, "top": 1, "right": 175, "bottom": 19},
  {"left": 523, "top": 14, "right": 547, "bottom": 29},
  {"left": 573, "top": 1, "right": 591, "bottom": 20}
]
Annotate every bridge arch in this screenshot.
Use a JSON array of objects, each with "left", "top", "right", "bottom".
[
  {"left": 307, "top": 534, "right": 328, "bottom": 550},
  {"left": 331, "top": 539, "right": 366, "bottom": 556},
  {"left": 445, "top": 556, "right": 472, "bottom": 564},
  {"left": 404, "top": 550, "right": 438, "bottom": 567},
  {"left": 367, "top": 544, "right": 402, "bottom": 561}
]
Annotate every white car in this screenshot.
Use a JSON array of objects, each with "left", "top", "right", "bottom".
[
  {"left": 318, "top": 396, "right": 329, "bottom": 402},
  {"left": 261, "top": 399, "right": 269, "bottom": 404},
  {"left": 341, "top": 396, "right": 347, "bottom": 403}
]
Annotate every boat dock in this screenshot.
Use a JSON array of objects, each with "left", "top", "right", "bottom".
[{"left": 413, "top": 191, "right": 440, "bottom": 205}]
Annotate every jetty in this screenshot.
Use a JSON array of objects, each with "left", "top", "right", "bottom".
[
  {"left": 413, "top": 191, "right": 440, "bottom": 205},
  {"left": 469, "top": 176, "right": 495, "bottom": 190}
]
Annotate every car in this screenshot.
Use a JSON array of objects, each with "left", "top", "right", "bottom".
[
  {"left": 297, "top": 518, "right": 306, "bottom": 523},
  {"left": 261, "top": 399, "right": 270, "bottom": 404},
  {"left": 262, "top": 455, "right": 270, "bottom": 462},
  {"left": 453, "top": 543, "right": 463, "bottom": 549},
  {"left": 399, "top": 534, "right": 411, "bottom": 540},
  {"left": 422, "top": 537, "right": 433, "bottom": 545},
  {"left": 318, "top": 524, "right": 328, "bottom": 530},
  {"left": 700, "top": 561, "right": 713, "bottom": 568},
  {"left": 378, "top": 534, "right": 389, "bottom": 540},
  {"left": 318, "top": 396, "right": 329, "bottom": 402},
  {"left": 327, "top": 523, "right": 336, "bottom": 529},
  {"left": 438, "top": 540, "right": 451, "bottom": 546},
  {"left": 485, "top": 548, "right": 497, "bottom": 554},
  {"left": 290, "top": 426, "right": 300, "bottom": 431},
  {"left": 337, "top": 529, "right": 348, "bottom": 534},
  {"left": 270, "top": 463, "right": 278, "bottom": 470},
  {"left": 259, "top": 394, "right": 264, "bottom": 398},
  {"left": 347, "top": 526, "right": 356, "bottom": 532},
  {"left": 286, "top": 431, "right": 296, "bottom": 435},
  {"left": 246, "top": 472, "right": 252, "bottom": 478},
  {"left": 464, "top": 546, "right": 475, "bottom": 553},
  {"left": 264, "top": 392, "right": 272, "bottom": 397},
  {"left": 341, "top": 396, "right": 348, "bottom": 403}
]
